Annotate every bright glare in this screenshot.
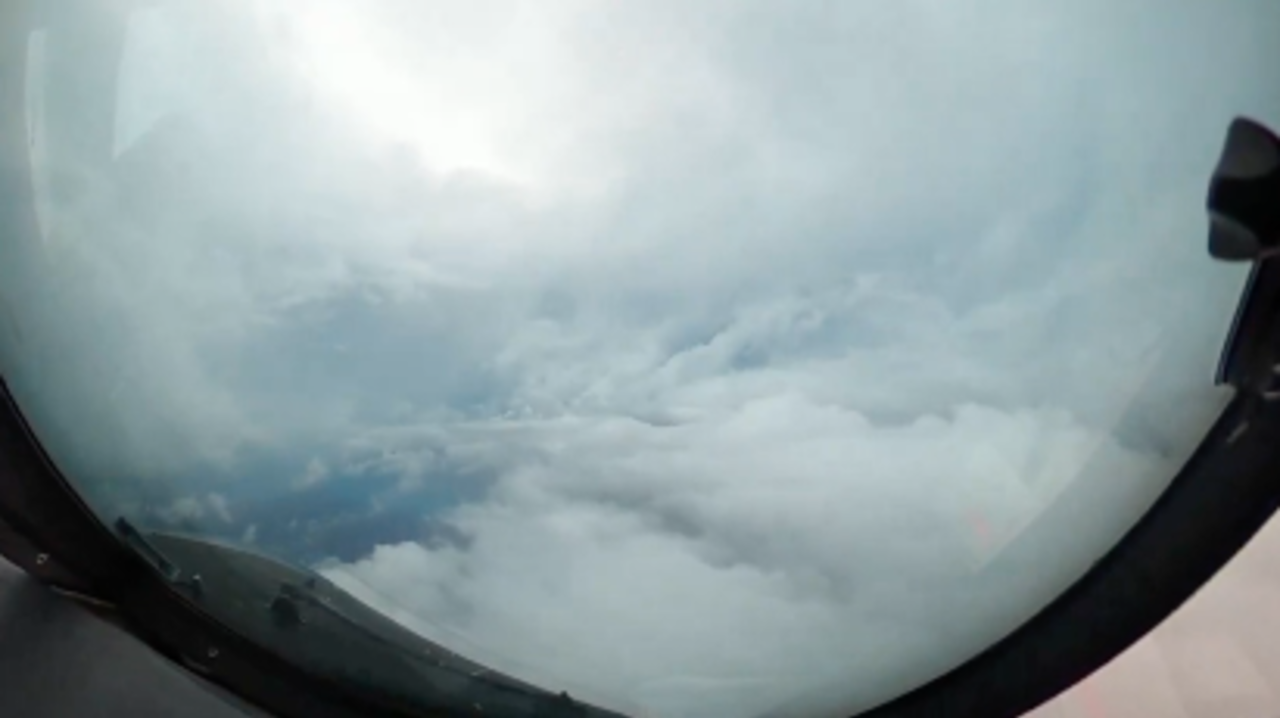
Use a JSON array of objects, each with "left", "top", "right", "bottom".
[{"left": 288, "top": 4, "right": 526, "bottom": 182}]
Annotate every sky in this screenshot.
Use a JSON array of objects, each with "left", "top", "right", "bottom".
[{"left": 4, "top": 1, "right": 1280, "bottom": 716}]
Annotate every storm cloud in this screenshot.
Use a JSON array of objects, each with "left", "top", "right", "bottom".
[{"left": 4, "top": 1, "right": 1280, "bottom": 716}]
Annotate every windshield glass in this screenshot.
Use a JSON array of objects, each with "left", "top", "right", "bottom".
[{"left": 2, "top": 1, "right": 1278, "bottom": 716}]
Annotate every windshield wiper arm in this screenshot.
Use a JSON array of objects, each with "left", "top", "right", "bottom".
[
  {"left": 114, "top": 517, "right": 204, "bottom": 598},
  {"left": 115, "top": 516, "right": 179, "bottom": 581}
]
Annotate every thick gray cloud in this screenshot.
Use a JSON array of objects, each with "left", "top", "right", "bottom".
[{"left": 4, "top": 1, "right": 1280, "bottom": 716}]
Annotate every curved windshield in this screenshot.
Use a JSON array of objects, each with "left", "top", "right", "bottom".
[{"left": 2, "top": 1, "right": 1278, "bottom": 716}]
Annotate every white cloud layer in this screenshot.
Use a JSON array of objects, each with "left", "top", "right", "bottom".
[{"left": 4, "top": 1, "right": 1280, "bottom": 716}]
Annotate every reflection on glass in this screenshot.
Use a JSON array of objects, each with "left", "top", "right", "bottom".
[{"left": 1, "top": 1, "right": 1277, "bottom": 716}]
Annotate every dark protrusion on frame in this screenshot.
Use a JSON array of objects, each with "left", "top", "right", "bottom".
[{"left": 1208, "top": 117, "right": 1280, "bottom": 262}]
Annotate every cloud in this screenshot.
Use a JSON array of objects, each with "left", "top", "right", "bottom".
[
  {"left": 293, "top": 457, "right": 330, "bottom": 490},
  {"left": 156, "top": 496, "right": 206, "bottom": 524},
  {"left": 206, "top": 492, "right": 233, "bottom": 524},
  {"left": 156, "top": 492, "right": 234, "bottom": 526},
  {"left": 5, "top": 1, "right": 1280, "bottom": 717}
]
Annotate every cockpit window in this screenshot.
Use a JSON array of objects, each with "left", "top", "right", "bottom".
[{"left": 3, "top": 2, "right": 1279, "bottom": 716}]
